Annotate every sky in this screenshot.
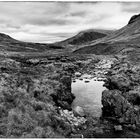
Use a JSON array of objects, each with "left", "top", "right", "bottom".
[{"left": 0, "top": 1, "right": 140, "bottom": 43}]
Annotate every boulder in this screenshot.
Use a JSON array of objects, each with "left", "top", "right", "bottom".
[
  {"left": 93, "top": 127, "right": 104, "bottom": 135},
  {"left": 125, "top": 90, "right": 140, "bottom": 105},
  {"left": 114, "top": 125, "right": 123, "bottom": 131},
  {"left": 75, "top": 72, "right": 81, "bottom": 77},
  {"left": 70, "top": 134, "right": 83, "bottom": 138},
  {"left": 124, "top": 124, "right": 136, "bottom": 131},
  {"left": 79, "top": 78, "right": 83, "bottom": 81},
  {"left": 102, "top": 90, "right": 140, "bottom": 124},
  {"left": 63, "top": 109, "right": 69, "bottom": 115},
  {"left": 102, "top": 90, "right": 124, "bottom": 117},
  {"left": 84, "top": 80, "right": 90, "bottom": 83},
  {"left": 73, "top": 106, "right": 85, "bottom": 117},
  {"left": 104, "top": 74, "right": 131, "bottom": 91}
]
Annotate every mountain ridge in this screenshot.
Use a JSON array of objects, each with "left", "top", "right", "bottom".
[
  {"left": 1, "top": 13, "right": 140, "bottom": 58},
  {"left": 0, "top": 32, "right": 64, "bottom": 53},
  {"left": 55, "top": 29, "right": 113, "bottom": 47},
  {"left": 74, "top": 13, "right": 140, "bottom": 58}
]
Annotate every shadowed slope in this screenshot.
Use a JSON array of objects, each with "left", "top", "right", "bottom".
[
  {"left": 55, "top": 29, "right": 113, "bottom": 49},
  {"left": 58, "top": 30, "right": 107, "bottom": 46}
]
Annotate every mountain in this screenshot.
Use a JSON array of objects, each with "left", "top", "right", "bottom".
[
  {"left": 1, "top": 13, "right": 140, "bottom": 60},
  {"left": 0, "top": 29, "right": 109, "bottom": 55},
  {"left": 55, "top": 29, "right": 112, "bottom": 47},
  {"left": 0, "top": 33, "right": 63, "bottom": 53},
  {"left": 74, "top": 13, "right": 140, "bottom": 58}
]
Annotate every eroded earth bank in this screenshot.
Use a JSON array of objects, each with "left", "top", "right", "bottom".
[{"left": 0, "top": 53, "right": 140, "bottom": 138}]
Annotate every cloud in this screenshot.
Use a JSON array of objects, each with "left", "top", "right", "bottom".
[
  {"left": 121, "top": 2, "right": 140, "bottom": 13},
  {"left": 0, "top": 2, "right": 140, "bottom": 43}
]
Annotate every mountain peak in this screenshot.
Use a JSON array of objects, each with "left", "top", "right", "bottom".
[
  {"left": 0, "top": 33, "right": 15, "bottom": 41},
  {"left": 128, "top": 13, "right": 140, "bottom": 24}
]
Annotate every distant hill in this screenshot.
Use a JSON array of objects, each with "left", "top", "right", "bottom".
[
  {"left": 0, "top": 33, "right": 63, "bottom": 53},
  {"left": 0, "top": 29, "right": 110, "bottom": 54},
  {"left": 55, "top": 29, "right": 113, "bottom": 47},
  {"left": 0, "top": 27, "right": 114, "bottom": 55},
  {"left": 59, "top": 30, "right": 106, "bottom": 45}
]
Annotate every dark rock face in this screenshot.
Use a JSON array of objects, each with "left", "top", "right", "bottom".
[{"left": 128, "top": 14, "right": 140, "bottom": 24}]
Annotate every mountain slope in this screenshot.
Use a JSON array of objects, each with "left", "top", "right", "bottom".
[
  {"left": 0, "top": 29, "right": 113, "bottom": 54},
  {"left": 56, "top": 29, "right": 111, "bottom": 47},
  {"left": 74, "top": 13, "right": 140, "bottom": 56},
  {"left": 0, "top": 33, "right": 63, "bottom": 53}
]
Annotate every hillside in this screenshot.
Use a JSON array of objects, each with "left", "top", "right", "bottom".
[
  {"left": 0, "top": 33, "right": 63, "bottom": 53},
  {"left": 56, "top": 29, "right": 110, "bottom": 46},
  {"left": 0, "top": 29, "right": 110, "bottom": 56},
  {"left": 74, "top": 13, "right": 140, "bottom": 59},
  {"left": 1, "top": 13, "right": 140, "bottom": 59}
]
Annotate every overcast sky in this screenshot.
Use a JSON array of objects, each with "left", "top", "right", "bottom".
[{"left": 0, "top": 1, "right": 140, "bottom": 43}]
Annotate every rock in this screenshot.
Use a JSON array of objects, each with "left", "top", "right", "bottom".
[
  {"left": 75, "top": 72, "right": 81, "bottom": 77},
  {"left": 114, "top": 125, "right": 123, "bottom": 131},
  {"left": 97, "top": 78, "right": 103, "bottom": 81},
  {"left": 83, "top": 124, "right": 87, "bottom": 129},
  {"left": 118, "top": 118, "right": 125, "bottom": 124},
  {"left": 54, "top": 63, "right": 62, "bottom": 68},
  {"left": 63, "top": 109, "right": 69, "bottom": 115},
  {"left": 125, "top": 124, "right": 136, "bottom": 131},
  {"left": 70, "top": 134, "right": 83, "bottom": 138},
  {"left": 79, "top": 78, "right": 83, "bottom": 80},
  {"left": 73, "top": 106, "right": 85, "bottom": 117},
  {"left": 32, "top": 126, "right": 45, "bottom": 138},
  {"left": 128, "top": 14, "right": 140, "bottom": 24},
  {"left": 102, "top": 90, "right": 123, "bottom": 117},
  {"left": 84, "top": 80, "right": 90, "bottom": 83},
  {"left": 126, "top": 90, "right": 140, "bottom": 105},
  {"left": 57, "top": 100, "right": 72, "bottom": 110},
  {"left": 102, "top": 90, "right": 139, "bottom": 124},
  {"left": 93, "top": 127, "right": 104, "bottom": 135},
  {"left": 105, "top": 74, "right": 131, "bottom": 91},
  {"left": 27, "top": 59, "right": 40, "bottom": 65},
  {"left": 126, "top": 131, "right": 140, "bottom": 138}
]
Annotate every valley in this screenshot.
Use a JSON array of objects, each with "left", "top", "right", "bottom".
[{"left": 0, "top": 13, "right": 140, "bottom": 138}]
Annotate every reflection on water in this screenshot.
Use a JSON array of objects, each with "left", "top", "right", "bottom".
[{"left": 72, "top": 77, "right": 106, "bottom": 117}]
